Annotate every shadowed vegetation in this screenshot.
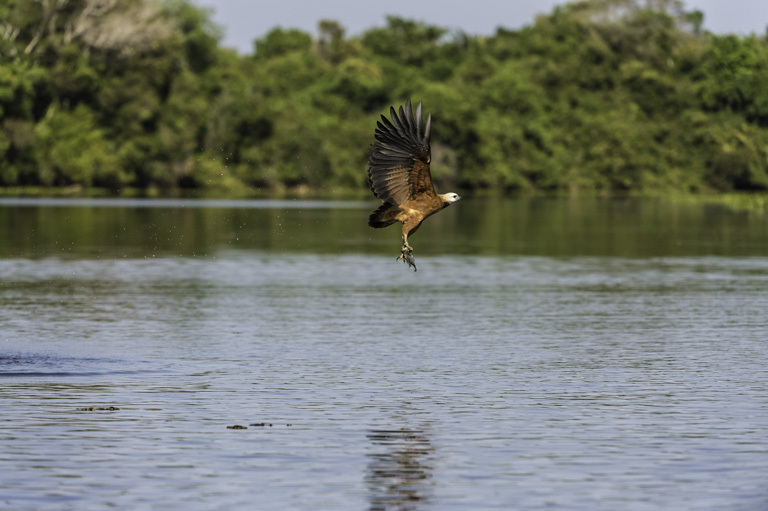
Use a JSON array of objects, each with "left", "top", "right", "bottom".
[{"left": 2, "top": 0, "right": 768, "bottom": 195}]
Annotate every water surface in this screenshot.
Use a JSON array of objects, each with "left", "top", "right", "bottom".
[{"left": 1, "top": 198, "right": 767, "bottom": 510}]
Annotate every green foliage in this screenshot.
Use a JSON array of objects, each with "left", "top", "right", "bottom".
[
  {"left": 698, "top": 35, "right": 768, "bottom": 126},
  {"left": 254, "top": 28, "right": 312, "bottom": 59},
  {"left": 2, "top": 0, "right": 768, "bottom": 194},
  {"left": 362, "top": 17, "right": 447, "bottom": 68},
  {"left": 163, "top": 0, "right": 223, "bottom": 73},
  {"left": 34, "top": 104, "right": 123, "bottom": 186}
]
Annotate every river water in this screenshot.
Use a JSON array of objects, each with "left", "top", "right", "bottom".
[{"left": 1, "top": 197, "right": 767, "bottom": 510}]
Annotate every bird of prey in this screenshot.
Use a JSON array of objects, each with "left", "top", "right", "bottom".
[{"left": 367, "top": 99, "right": 461, "bottom": 271}]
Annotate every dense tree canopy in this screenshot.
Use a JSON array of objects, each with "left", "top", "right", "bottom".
[{"left": 2, "top": 0, "right": 768, "bottom": 195}]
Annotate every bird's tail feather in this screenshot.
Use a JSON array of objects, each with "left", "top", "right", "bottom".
[{"left": 368, "top": 202, "right": 398, "bottom": 228}]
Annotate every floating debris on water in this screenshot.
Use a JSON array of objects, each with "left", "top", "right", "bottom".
[
  {"left": 77, "top": 406, "right": 120, "bottom": 412},
  {"left": 226, "top": 425, "right": 247, "bottom": 430}
]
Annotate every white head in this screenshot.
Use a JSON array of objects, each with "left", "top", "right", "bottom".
[{"left": 440, "top": 192, "right": 462, "bottom": 205}]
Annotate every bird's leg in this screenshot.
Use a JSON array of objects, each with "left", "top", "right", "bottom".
[{"left": 401, "top": 232, "right": 413, "bottom": 253}]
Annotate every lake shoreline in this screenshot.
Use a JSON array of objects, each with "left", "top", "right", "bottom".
[{"left": 1, "top": 186, "right": 766, "bottom": 214}]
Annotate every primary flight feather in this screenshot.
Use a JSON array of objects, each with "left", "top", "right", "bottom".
[{"left": 367, "top": 99, "right": 461, "bottom": 271}]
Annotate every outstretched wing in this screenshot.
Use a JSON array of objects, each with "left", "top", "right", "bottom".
[{"left": 367, "top": 99, "right": 435, "bottom": 205}]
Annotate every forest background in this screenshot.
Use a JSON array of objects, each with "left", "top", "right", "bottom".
[{"left": 2, "top": 0, "right": 768, "bottom": 196}]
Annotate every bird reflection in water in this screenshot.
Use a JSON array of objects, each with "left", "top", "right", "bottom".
[{"left": 366, "top": 428, "right": 434, "bottom": 511}]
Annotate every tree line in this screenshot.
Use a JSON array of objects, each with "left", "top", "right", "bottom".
[{"left": 1, "top": 0, "right": 768, "bottom": 195}]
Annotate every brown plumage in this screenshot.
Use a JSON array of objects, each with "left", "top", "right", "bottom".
[{"left": 367, "top": 99, "right": 461, "bottom": 271}]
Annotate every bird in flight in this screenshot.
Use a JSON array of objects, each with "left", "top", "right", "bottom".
[{"left": 367, "top": 99, "right": 461, "bottom": 271}]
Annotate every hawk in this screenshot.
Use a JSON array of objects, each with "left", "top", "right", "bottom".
[{"left": 367, "top": 99, "right": 461, "bottom": 271}]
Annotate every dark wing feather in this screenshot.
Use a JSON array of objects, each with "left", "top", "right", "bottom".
[{"left": 367, "top": 99, "right": 435, "bottom": 205}]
